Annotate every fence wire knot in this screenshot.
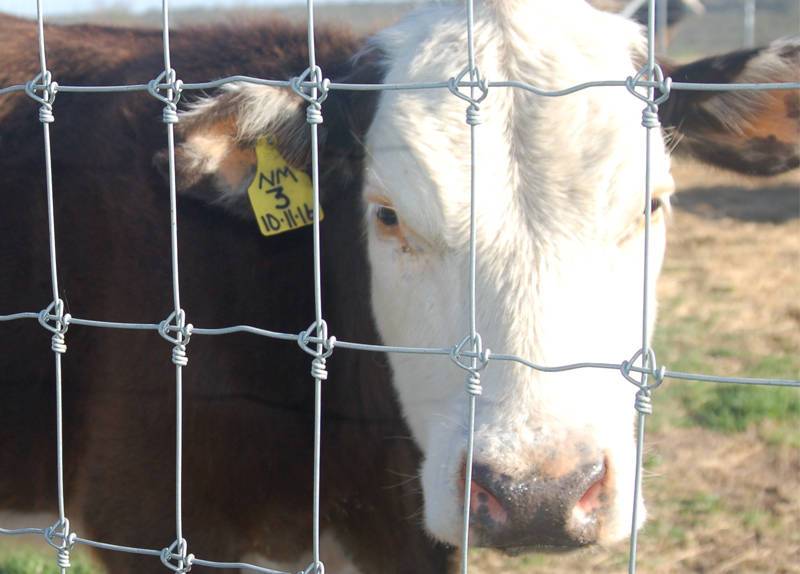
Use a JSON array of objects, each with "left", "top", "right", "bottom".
[
  {"left": 621, "top": 347, "right": 665, "bottom": 391},
  {"left": 448, "top": 65, "right": 490, "bottom": 107},
  {"left": 634, "top": 388, "right": 653, "bottom": 415},
  {"left": 160, "top": 538, "right": 194, "bottom": 573},
  {"left": 159, "top": 309, "right": 193, "bottom": 367},
  {"left": 291, "top": 66, "right": 330, "bottom": 125},
  {"left": 38, "top": 299, "right": 71, "bottom": 354},
  {"left": 310, "top": 356, "right": 328, "bottom": 381},
  {"left": 450, "top": 333, "right": 491, "bottom": 372},
  {"left": 44, "top": 518, "right": 76, "bottom": 570},
  {"left": 451, "top": 333, "right": 491, "bottom": 397},
  {"left": 148, "top": 69, "right": 183, "bottom": 124},
  {"left": 298, "top": 319, "right": 336, "bottom": 381},
  {"left": 466, "top": 372, "right": 482, "bottom": 396},
  {"left": 448, "top": 65, "right": 489, "bottom": 126},
  {"left": 25, "top": 71, "right": 58, "bottom": 123},
  {"left": 300, "top": 560, "right": 325, "bottom": 574},
  {"left": 625, "top": 63, "right": 672, "bottom": 123},
  {"left": 641, "top": 108, "right": 661, "bottom": 129}
]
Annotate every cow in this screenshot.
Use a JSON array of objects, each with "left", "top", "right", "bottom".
[{"left": 0, "top": 2, "right": 797, "bottom": 573}]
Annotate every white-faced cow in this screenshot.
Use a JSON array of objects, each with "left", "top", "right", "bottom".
[{"left": 1, "top": 2, "right": 797, "bottom": 573}]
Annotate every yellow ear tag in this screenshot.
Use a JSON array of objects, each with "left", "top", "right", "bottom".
[{"left": 247, "top": 137, "right": 323, "bottom": 236}]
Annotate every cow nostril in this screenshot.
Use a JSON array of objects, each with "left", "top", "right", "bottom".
[
  {"left": 460, "top": 462, "right": 511, "bottom": 529},
  {"left": 470, "top": 478, "right": 509, "bottom": 527},
  {"left": 572, "top": 461, "right": 607, "bottom": 524}
]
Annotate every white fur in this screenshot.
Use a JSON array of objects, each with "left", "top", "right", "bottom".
[{"left": 364, "top": 0, "right": 674, "bottom": 546}]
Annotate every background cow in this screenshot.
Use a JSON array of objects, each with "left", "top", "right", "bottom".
[{"left": 1, "top": 1, "right": 797, "bottom": 573}]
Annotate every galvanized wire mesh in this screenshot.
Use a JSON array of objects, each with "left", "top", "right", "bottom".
[{"left": 0, "top": 0, "right": 798, "bottom": 573}]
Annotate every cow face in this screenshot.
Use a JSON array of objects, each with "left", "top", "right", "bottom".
[
  {"left": 362, "top": 1, "right": 665, "bottom": 549},
  {"left": 361, "top": 1, "right": 799, "bottom": 551}
]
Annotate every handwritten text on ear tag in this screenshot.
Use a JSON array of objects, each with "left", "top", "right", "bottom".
[{"left": 247, "top": 137, "right": 323, "bottom": 237}]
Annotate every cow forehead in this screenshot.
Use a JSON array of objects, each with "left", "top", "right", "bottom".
[{"left": 365, "top": 1, "right": 673, "bottom": 247}]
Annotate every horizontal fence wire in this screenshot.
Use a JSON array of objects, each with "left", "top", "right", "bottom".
[
  {"left": 3, "top": 77, "right": 800, "bottom": 98},
  {"left": 1, "top": 311, "right": 798, "bottom": 388},
  {"left": 1, "top": 0, "right": 798, "bottom": 573}
]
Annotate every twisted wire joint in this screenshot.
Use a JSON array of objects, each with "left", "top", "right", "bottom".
[
  {"left": 466, "top": 371, "right": 482, "bottom": 396},
  {"left": 311, "top": 356, "right": 328, "bottom": 381},
  {"left": 625, "top": 63, "right": 672, "bottom": 128},
  {"left": 148, "top": 69, "right": 183, "bottom": 124},
  {"left": 448, "top": 65, "right": 489, "bottom": 126},
  {"left": 290, "top": 66, "right": 330, "bottom": 125},
  {"left": 160, "top": 538, "right": 194, "bottom": 573},
  {"left": 158, "top": 309, "right": 193, "bottom": 367},
  {"left": 641, "top": 108, "right": 661, "bottom": 129},
  {"left": 634, "top": 388, "right": 653, "bottom": 415},
  {"left": 298, "top": 320, "right": 336, "bottom": 381},
  {"left": 44, "top": 518, "right": 76, "bottom": 570},
  {"left": 621, "top": 347, "right": 665, "bottom": 391},
  {"left": 450, "top": 333, "right": 491, "bottom": 397},
  {"left": 25, "top": 71, "right": 58, "bottom": 124},
  {"left": 466, "top": 105, "right": 482, "bottom": 126},
  {"left": 38, "top": 299, "right": 71, "bottom": 354}
]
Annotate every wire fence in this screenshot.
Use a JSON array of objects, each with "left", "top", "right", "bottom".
[{"left": 0, "top": 0, "right": 798, "bottom": 573}]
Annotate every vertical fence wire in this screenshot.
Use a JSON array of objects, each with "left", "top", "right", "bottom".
[
  {"left": 33, "top": 0, "right": 75, "bottom": 571},
  {"left": 628, "top": 0, "right": 660, "bottom": 570},
  {"left": 459, "top": 0, "right": 482, "bottom": 571},
  {"left": 157, "top": 0, "right": 190, "bottom": 570},
  {"left": 303, "top": 0, "right": 326, "bottom": 570}
]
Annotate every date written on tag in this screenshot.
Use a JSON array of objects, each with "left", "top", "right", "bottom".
[{"left": 247, "top": 137, "right": 323, "bottom": 237}]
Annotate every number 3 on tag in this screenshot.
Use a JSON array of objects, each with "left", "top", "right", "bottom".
[{"left": 247, "top": 137, "right": 323, "bottom": 237}]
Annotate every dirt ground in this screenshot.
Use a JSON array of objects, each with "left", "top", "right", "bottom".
[{"left": 470, "top": 162, "right": 800, "bottom": 573}]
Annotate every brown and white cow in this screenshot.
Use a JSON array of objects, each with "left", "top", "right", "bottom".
[{"left": 0, "top": 2, "right": 797, "bottom": 572}]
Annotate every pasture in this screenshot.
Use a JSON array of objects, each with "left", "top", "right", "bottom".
[
  {"left": 2, "top": 162, "right": 797, "bottom": 573},
  {"left": 1, "top": 0, "right": 797, "bottom": 572}
]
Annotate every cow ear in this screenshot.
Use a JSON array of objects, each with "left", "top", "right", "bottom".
[
  {"left": 154, "top": 85, "right": 310, "bottom": 220},
  {"left": 659, "top": 38, "right": 800, "bottom": 176}
]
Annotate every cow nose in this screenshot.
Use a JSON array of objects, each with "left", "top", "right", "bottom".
[{"left": 466, "top": 458, "right": 607, "bottom": 549}]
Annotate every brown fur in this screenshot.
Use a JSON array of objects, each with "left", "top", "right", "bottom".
[{"left": 660, "top": 41, "right": 800, "bottom": 176}]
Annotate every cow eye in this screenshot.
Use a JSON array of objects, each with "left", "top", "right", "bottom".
[
  {"left": 650, "top": 197, "right": 663, "bottom": 213},
  {"left": 376, "top": 206, "right": 399, "bottom": 226}
]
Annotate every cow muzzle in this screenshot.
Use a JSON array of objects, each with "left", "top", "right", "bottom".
[{"left": 461, "top": 455, "right": 609, "bottom": 551}]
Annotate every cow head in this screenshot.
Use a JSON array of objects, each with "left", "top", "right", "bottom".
[
  {"left": 164, "top": 2, "right": 798, "bottom": 555},
  {"left": 360, "top": 0, "right": 798, "bottom": 551}
]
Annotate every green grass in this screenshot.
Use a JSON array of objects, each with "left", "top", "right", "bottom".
[
  {"left": 680, "top": 383, "right": 800, "bottom": 433},
  {"left": 0, "top": 549, "right": 97, "bottom": 574},
  {"left": 651, "top": 311, "right": 800, "bottom": 441}
]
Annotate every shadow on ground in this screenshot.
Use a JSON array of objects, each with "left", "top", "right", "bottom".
[{"left": 673, "top": 184, "right": 800, "bottom": 223}]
